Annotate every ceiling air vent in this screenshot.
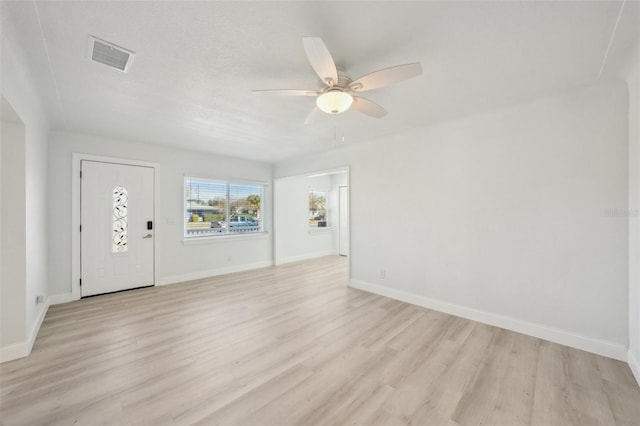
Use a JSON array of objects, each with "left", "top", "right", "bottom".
[{"left": 89, "top": 36, "right": 135, "bottom": 72}]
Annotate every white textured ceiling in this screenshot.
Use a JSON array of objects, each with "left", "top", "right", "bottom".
[{"left": 2, "top": 1, "right": 639, "bottom": 163}]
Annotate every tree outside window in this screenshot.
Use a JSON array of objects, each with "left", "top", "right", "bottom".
[{"left": 309, "top": 190, "right": 327, "bottom": 227}]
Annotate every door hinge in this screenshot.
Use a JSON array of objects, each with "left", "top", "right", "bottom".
[
  {"left": 80, "top": 224, "right": 82, "bottom": 232},
  {"left": 80, "top": 170, "right": 82, "bottom": 178},
  {"left": 79, "top": 278, "right": 82, "bottom": 287}
]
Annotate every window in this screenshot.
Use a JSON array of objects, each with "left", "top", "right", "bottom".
[
  {"left": 309, "top": 190, "right": 327, "bottom": 227},
  {"left": 184, "top": 176, "right": 264, "bottom": 238},
  {"left": 112, "top": 185, "right": 128, "bottom": 252}
]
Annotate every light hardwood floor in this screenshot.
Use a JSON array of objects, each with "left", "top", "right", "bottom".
[{"left": 1, "top": 256, "right": 639, "bottom": 425}]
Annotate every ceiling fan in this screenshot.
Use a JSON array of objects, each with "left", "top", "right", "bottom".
[{"left": 253, "top": 37, "right": 423, "bottom": 124}]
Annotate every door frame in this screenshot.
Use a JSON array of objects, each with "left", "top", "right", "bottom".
[
  {"left": 71, "top": 153, "right": 159, "bottom": 301},
  {"left": 338, "top": 185, "right": 349, "bottom": 257}
]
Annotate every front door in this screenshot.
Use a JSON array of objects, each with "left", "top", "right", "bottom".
[{"left": 81, "top": 160, "right": 154, "bottom": 297}]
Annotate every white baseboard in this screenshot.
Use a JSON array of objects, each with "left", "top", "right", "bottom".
[
  {"left": 27, "top": 302, "right": 49, "bottom": 354},
  {"left": 1, "top": 298, "right": 49, "bottom": 363},
  {"left": 156, "top": 261, "right": 273, "bottom": 286},
  {"left": 629, "top": 350, "right": 640, "bottom": 387},
  {"left": 48, "top": 292, "right": 75, "bottom": 305},
  {"left": 1, "top": 292, "right": 77, "bottom": 363},
  {"left": 276, "top": 250, "right": 338, "bottom": 265},
  {"left": 0, "top": 341, "right": 28, "bottom": 363},
  {"left": 350, "top": 279, "right": 628, "bottom": 362}
]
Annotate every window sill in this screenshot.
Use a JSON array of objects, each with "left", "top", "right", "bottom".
[
  {"left": 308, "top": 227, "right": 334, "bottom": 235},
  {"left": 183, "top": 232, "right": 269, "bottom": 245}
]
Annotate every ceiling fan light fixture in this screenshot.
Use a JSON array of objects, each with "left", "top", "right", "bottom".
[{"left": 316, "top": 91, "right": 353, "bottom": 114}]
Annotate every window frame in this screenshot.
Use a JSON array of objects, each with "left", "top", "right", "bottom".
[{"left": 183, "top": 175, "right": 268, "bottom": 241}]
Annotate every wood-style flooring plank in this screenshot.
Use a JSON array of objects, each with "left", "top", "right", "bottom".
[{"left": 1, "top": 256, "right": 638, "bottom": 426}]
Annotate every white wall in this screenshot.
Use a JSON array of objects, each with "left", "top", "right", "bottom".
[
  {"left": 24, "top": 113, "right": 49, "bottom": 345},
  {"left": 274, "top": 174, "right": 335, "bottom": 264},
  {"left": 1, "top": 120, "right": 27, "bottom": 350},
  {"left": 1, "top": 24, "right": 51, "bottom": 361},
  {"left": 626, "top": 46, "right": 640, "bottom": 382},
  {"left": 275, "top": 81, "right": 629, "bottom": 360},
  {"left": 47, "top": 131, "right": 273, "bottom": 296}
]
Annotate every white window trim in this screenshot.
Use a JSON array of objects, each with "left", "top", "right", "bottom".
[
  {"left": 182, "top": 231, "right": 269, "bottom": 245},
  {"left": 308, "top": 228, "right": 333, "bottom": 235}
]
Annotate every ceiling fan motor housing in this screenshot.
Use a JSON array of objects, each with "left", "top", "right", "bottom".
[
  {"left": 335, "top": 68, "right": 352, "bottom": 89},
  {"left": 318, "top": 66, "right": 352, "bottom": 91}
]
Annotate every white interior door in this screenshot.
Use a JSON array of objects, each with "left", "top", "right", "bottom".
[
  {"left": 339, "top": 186, "right": 349, "bottom": 256},
  {"left": 81, "top": 160, "right": 154, "bottom": 297}
]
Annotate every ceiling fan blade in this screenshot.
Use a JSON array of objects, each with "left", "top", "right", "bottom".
[
  {"left": 302, "top": 37, "right": 338, "bottom": 87},
  {"left": 351, "top": 96, "right": 387, "bottom": 118},
  {"left": 252, "top": 89, "right": 319, "bottom": 96},
  {"left": 349, "top": 63, "right": 422, "bottom": 92},
  {"left": 304, "top": 106, "right": 323, "bottom": 124}
]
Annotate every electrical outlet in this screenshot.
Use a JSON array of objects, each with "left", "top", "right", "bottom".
[
  {"left": 380, "top": 269, "right": 386, "bottom": 279},
  {"left": 36, "top": 295, "right": 44, "bottom": 304}
]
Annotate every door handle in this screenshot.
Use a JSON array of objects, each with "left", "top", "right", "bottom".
[{"left": 143, "top": 234, "right": 153, "bottom": 239}]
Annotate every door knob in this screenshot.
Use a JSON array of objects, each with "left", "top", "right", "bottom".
[{"left": 143, "top": 234, "right": 153, "bottom": 239}]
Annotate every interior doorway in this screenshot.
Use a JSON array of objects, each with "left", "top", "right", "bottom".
[{"left": 274, "top": 166, "right": 350, "bottom": 275}]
